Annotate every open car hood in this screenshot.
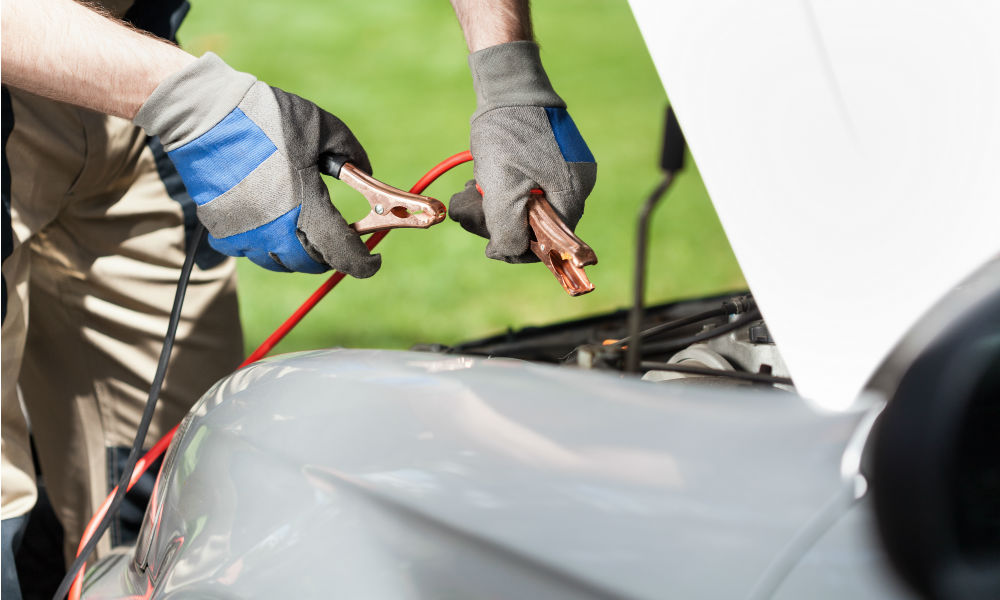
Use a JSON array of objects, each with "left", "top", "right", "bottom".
[{"left": 628, "top": 0, "right": 1000, "bottom": 409}]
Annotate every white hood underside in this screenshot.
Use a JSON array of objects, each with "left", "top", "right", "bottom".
[{"left": 628, "top": 0, "right": 1000, "bottom": 409}]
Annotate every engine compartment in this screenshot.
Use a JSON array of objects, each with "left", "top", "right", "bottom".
[{"left": 415, "top": 292, "right": 793, "bottom": 391}]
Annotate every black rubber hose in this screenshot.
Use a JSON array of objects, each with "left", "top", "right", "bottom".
[
  {"left": 52, "top": 225, "right": 207, "bottom": 600},
  {"left": 638, "top": 362, "right": 793, "bottom": 385},
  {"left": 638, "top": 309, "right": 763, "bottom": 356},
  {"left": 624, "top": 173, "right": 674, "bottom": 372},
  {"left": 625, "top": 105, "right": 686, "bottom": 373},
  {"left": 613, "top": 306, "right": 728, "bottom": 349}
]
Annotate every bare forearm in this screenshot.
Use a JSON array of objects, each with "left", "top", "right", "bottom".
[
  {"left": 450, "top": 0, "right": 533, "bottom": 52},
  {"left": 1, "top": 0, "right": 194, "bottom": 119}
]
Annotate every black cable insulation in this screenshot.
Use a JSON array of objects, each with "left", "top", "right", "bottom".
[
  {"left": 638, "top": 362, "right": 793, "bottom": 385},
  {"left": 625, "top": 172, "right": 674, "bottom": 372},
  {"left": 613, "top": 306, "right": 727, "bottom": 348},
  {"left": 638, "top": 309, "right": 763, "bottom": 356},
  {"left": 52, "top": 225, "right": 207, "bottom": 600}
]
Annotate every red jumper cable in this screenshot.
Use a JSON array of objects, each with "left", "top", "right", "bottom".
[
  {"left": 68, "top": 149, "right": 598, "bottom": 598},
  {"left": 67, "top": 150, "right": 474, "bottom": 600}
]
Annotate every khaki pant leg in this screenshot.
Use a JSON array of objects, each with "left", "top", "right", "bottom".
[
  {"left": 10, "top": 94, "right": 243, "bottom": 563},
  {"left": 2, "top": 87, "right": 87, "bottom": 522},
  {"left": 2, "top": 247, "right": 35, "bottom": 521}
]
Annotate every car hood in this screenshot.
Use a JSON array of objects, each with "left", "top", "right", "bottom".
[{"left": 85, "top": 349, "right": 879, "bottom": 599}]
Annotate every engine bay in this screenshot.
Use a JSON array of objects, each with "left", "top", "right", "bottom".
[{"left": 415, "top": 292, "right": 794, "bottom": 391}]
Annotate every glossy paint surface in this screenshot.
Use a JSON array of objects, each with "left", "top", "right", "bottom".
[{"left": 84, "top": 350, "right": 900, "bottom": 599}]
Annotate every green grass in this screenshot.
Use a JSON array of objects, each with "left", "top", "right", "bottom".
[{"left": 178, "top": 0, "right": 745, "bottom": 355}]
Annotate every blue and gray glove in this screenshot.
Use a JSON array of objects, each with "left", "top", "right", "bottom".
[
  {"left": 449, "top": 41, "right": 597, "bottom": 263},
  {"left": 134, "top": 53, "right": 380, "bottom": 277}
]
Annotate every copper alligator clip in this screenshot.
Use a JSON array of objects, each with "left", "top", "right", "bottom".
[
  {"left": 527, "top": 190, "right": 598, "bottom": 297},
  {"left": 319, "top": 153, "right": 446, "bottom": 234}
]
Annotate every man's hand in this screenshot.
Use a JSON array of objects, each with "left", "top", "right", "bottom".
[
  {"left": 135, "top": 54, "right": 380, "bottom": 276},
  {"left": 448, "top": 1, "right": 596, "bottom": 263},
  {"left": 2, "top": 1, "right": 376, "bottom": 276},
  {"left": 448, "top": 41, "right": 596, "bottom": 263}
]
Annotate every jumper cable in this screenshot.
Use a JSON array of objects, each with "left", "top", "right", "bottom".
[
  {"left": 64, "top": 150, "right": 473, "bottom": 600},
  {"left": 65, "top": 149, "right": 598, "bottom": 598}
]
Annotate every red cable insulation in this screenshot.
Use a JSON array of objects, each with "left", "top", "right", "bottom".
[{"left": 68, "top": 150, "right": 474, "bottom": 599}]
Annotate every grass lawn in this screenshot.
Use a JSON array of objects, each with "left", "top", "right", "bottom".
[{"left": 178, "top": 0, "right": 746, "bottom": 355}]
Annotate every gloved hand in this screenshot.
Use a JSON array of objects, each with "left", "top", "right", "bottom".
[
  {"left": 449, "top": 41, "right": 596, "bottom": 263},
  {"left": 134, "top": 53, "right": 380, "bottom": 277}
]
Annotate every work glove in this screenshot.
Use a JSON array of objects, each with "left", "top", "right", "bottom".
[
  {"left": 449, "top": 41, "right": 597, "bottom": 263},
  {"left": 134, "top": 53, "right": 380, "bottom": 277}
]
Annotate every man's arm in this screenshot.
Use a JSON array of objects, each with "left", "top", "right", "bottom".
[
  {"left": 1, "top": 0, "right": 193, "bottom": 119},
  {"left": 450, "top": 0, "right": 532, "bottom": 52},
  {"left": 1, "top": 0, "right": 380, "bottom": 277},
  {"left": 447, "top": 0, "right": 597, "bottom": 264}
]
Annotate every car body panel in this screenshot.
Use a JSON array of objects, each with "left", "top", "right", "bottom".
[
  {"left": 774, "top": 500, "right": 915, "bottom": 600},
  {"left": 83, "top": 349, "right": 902, "bottom": 599}
]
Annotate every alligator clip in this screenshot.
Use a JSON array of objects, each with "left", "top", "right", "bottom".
[
  {"left": 527, "top": 190, "right": 598, "bottom": 297},
  {"left": 319, "top": 153, "right": 446, "bottom": 234}
]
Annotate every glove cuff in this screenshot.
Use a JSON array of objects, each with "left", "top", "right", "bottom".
[
  {"left": 469, "top": 41, "right": 565, "bottom": 119},
  {"left": 134, "top": 52, "right": 257, "bottom": 151}
]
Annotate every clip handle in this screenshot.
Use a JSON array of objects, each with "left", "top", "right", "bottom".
[
  {"left": 319, "top": 153, "right": 349, "bottom": 179},
  {"left": 318, "top": 153, "right": 446, "bottom": 234}
]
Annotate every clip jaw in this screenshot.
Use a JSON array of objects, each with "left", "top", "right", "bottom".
[
  {"left": 527, "top": 192, "right": 598, "bottom": 297},
  {"left": 338, "top": 164, "right": 446, "bottom": 234},
  {"left": 319, "top": 153, "right": 446, "bottom": 235}
]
